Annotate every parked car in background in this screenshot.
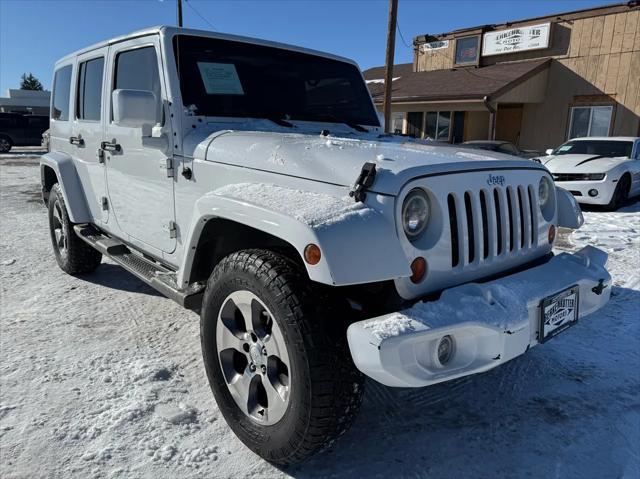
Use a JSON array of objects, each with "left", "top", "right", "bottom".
[
  {"left": 539, "top": 137, "right": 640, "bottom": 210},
  {"left": 0, "top": 112, "right": 50, "bottom": 153},
  {"left": 462, "top": 140, "right": 541, "bottom": 159}
]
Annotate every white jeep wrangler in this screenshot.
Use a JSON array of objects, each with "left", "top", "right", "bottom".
[{"left": 41, "top": 26, "right": 612, "bottom": 465}]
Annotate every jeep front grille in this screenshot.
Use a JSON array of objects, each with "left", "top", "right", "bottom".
[{"left": 446, "top": 185, "right": 538, "bottom": 268}]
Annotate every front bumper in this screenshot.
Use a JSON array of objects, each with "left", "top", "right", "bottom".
[
  {"left": 555, "top": 179, "right": 614, "bottom": 205},
  {"left": 347, "top": 246, "right": 611, "bottom": 387}
]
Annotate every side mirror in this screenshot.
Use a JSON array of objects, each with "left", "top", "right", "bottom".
[
  {"left": 545, "top": 148, "right": 554, "bottom": 155},
  {"left": 112, "top": 89, "right": 158, "bottom": 128}
]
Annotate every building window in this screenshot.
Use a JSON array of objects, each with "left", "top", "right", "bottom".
[
  {"left": 392, "top": 112, "right": 404, "bottom": 134},
  {"left": 406, "top": 112, "right": 423, "bottom": 138},
  {"left": 568, "top": 105, "right": 613, "bottom": 139},
  {"left": 455, "top": 35, "right": 480, "bottom": 66},
  {"left": 425, "top": 111, "right": 451, "bottom": 141},
  {"left": 77, "top": 57, "right": 104, "bottom": 121},
  {"left": 52, "top": 65, "right": 72, "bottom": 121}
]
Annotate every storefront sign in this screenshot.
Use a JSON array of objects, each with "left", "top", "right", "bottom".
[
  {"left": 482, "top": 23, "right": 551, "bottom": 56},
  {"left": 421, "top": 40, "right": 449, "bottom": 52}
]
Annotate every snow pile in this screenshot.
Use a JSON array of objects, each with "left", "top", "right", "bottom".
[
  {"left": 214, "top": 182, "right": 372, "bottom": 228},
  {"left": 1, "top": 153, "right": 639, "bottom": 478},
  {"left": 363, "top": 283, "right": 527, "bottom": 341}
]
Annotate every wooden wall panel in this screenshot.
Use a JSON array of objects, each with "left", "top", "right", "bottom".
[
  {"left": 622, "top": 10, "right": 638, "bottom": 52},
  {"left": 605, "top": 53, "right": 621, "bottom": 94},
  {"left": 616, "top": 52, "right": 632, "bottom": 105},
  {"left": 600, "top": 14, "right": 616, "bottom": 55},
  {"left": 610, "top": 13, "right": 627, "bottom": 53},
  {"left": 590, "top": 17, "right": 605, "bottom": 56},
  {"left": 569, "top": 20, "right": 583, "bottom": 57}
]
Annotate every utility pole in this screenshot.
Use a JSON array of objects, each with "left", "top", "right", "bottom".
[
  {"left": 177, "top": 0, "right": 183, "bottom": 27},
  {"left": 382, "top": 0, "right": 398, "bottom": 133}
]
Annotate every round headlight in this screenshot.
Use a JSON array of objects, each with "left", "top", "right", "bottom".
[
  {"left": 402, "top": 189, "right": 430, "bottom": 239},
  {"left": 539, "top": 176, "right": 552, "bottom": 209}
]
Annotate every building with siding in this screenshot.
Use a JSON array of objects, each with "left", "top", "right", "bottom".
[{"left": 364, "top": 1, "right": 639, "bottom": 151}]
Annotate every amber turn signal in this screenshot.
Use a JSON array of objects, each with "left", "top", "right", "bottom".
[
  {"left": 548, "top": 224, "right": 556, "bottom": 244},
  {"left": 410, "top": 257, "right": 427, "bottom": 283},
  {"left": 304, "top": 244, "right": 322, "bottom": 265}
]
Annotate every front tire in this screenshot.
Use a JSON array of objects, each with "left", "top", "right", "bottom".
[
  {"left": 200, "top": 250, "right": 364, "bottom": 466},
  {"left": 606, "top": 174, "right": 631, "bottom": 211},
  {"left": 48, "top": 183, "right": 102, "bottom": 274}
]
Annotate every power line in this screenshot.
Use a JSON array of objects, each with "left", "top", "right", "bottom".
[
  {"left": 184, "top": 0, "right": 217, "bottom": 30},
  {"left": 396, "top": 18, "right": 412, "bottom": 48}
]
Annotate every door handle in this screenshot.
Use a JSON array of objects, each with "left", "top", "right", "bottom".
[
  {"left": 101, "top": 141, "right": 121, "bottom": 152},
  {"left": 69, "top": 136, "right": 84, "bottom": 146}
]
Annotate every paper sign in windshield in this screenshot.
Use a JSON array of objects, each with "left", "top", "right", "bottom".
[{"left": 197, "top": 62, "right": 245, "bottom": 95}]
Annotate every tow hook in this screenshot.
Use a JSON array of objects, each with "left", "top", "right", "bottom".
[
  {"left": 592, "top": 279, "right": 606, "bottom": 295},
  {"left": 350, "top": 162, "right": 377, "bottom": 203}
]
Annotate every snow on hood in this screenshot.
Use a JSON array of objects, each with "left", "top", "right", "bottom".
[
  {"left": 213, "top": 182, "right": 374, "bottom": 229},
  {"left": 543, "top": 154, "right": 629, "bottom": 173},
  {"left": 194, "top": 126, "right": 541, "bottom": 195}
]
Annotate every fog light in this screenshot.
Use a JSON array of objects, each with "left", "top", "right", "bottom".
[
  {"left": 437, "top": 335, "right": 454, "bottom": 365},
  {"left": 410, "top": 257, "right": 426, "bottom": 283},
  {"left": 588, "top": 189, "right": 598, "bottom": 197},
  {"left": 548, "top": 224, "right": 556, "bottom": 244}
]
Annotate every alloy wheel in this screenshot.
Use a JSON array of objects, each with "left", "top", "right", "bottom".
[
  {"left": 216, "top": 290, "right": 291, "bottom": 425},
  {"left": 51, "top": 200, "right": 68, "bottom": 259}
]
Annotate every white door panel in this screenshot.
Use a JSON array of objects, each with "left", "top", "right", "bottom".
[
  {"left": 72, "top": 48, "right": 109, "bottom": 224},
  {"left": 104, "top": 37, "right": 176, "bottom": 253}
]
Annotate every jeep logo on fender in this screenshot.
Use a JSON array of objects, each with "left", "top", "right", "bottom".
[{"left": 487, "top": 174, "right": 506, "bottom": 186}]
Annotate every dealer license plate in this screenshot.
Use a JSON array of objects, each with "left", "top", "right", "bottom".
[{"left": 539, "top": 286, "right": 579, "bottom": 342}]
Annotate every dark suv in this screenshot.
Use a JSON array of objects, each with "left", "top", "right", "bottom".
[{"left": 0, "top": 112, "right": 49, "bottom": 153}]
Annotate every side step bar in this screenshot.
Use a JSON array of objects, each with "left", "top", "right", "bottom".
[{"left": 74, "top": 225, "right": 204, "bottom": 311}]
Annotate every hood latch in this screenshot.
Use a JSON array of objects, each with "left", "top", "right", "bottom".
[{"left": 350, "top": 162, "right": 377, "bottom": 203}]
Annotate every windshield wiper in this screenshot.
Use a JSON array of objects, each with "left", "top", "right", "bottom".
[
  {"left": 306, "top": 113, "right": 369, "bottom": 133},
  {"left": 266, "top": 116, "right": 295, "bottom": 128}
]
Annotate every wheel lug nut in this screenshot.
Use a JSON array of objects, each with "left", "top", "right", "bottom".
[
  {"left": 261, "top": 347, "right": 267, "bottom": 356},
  {"left": 261, "top": 365, "right": 266, "bottom": 374},
  {"left": 249, "top": 363, "right": 256, "bottom": 372}
]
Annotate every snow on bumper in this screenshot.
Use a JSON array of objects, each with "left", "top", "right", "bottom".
[{"left": 347, "top": 246, "right": 611, "bottom": 387}]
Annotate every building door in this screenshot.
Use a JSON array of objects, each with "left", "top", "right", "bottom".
[
  {"left": 452, "top": 111, "right": 465, "bottom": 143},
  {"left": 495, "top": 105, "right": 523, "bottom": 145},
  {"left": 104, "top": 36, "right": 176, "bottom": 254}
]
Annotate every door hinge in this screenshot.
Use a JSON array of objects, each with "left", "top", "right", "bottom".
[
  {"left": 164, "top": 220, "right": 177, "bottom": 239},
  {"left": 101, "top": 197, "right": 109, "bottom": 210},
  {"left": 160, "top": 157, "right": 174, "bottom": 177},
  {"left": 98, "top": 148, "right": 105, "bottom": 164}
]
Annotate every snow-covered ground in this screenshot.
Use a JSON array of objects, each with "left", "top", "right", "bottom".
[{"left": 1, "top": 150, "right": 638, "bottom": 478}]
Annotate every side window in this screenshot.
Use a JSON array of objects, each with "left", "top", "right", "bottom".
[
  {"left": 77, "top": 57, "right": 105, "bottom": 121},
  {"left": 52, "top": 65, "right": 73, "bottom": 121},
  {"left": 113, "top": 46, "right": 162, "bottom": 123}
]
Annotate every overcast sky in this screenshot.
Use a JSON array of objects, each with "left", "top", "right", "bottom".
[{"left": 0, "top": 0, "right": 616, "bottom": 93}]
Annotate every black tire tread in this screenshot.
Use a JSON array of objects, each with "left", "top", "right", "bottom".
[
  {"left": 49, "top": 183, "right": 102, "bottom": 274},
  {"left": 201, "top": 249, "right": 364, "bottom": 465}
]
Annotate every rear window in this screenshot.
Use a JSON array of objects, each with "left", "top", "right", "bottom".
[
  {"left": 52, "top": 65, "right": 73, "bottom": 121},
  {"left": 553, "top": 140, "right": 633, "bottom": 158},
  {"left": 77, "top": 57, "right": 104, "bottom": 121}
]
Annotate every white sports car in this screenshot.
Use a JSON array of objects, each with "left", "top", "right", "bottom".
[{"left": 539, "top": 137, "right": 640, "bottom": 210}]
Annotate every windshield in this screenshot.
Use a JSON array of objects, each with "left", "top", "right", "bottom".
[
  {"left": 553, "top": 140, "right": 633, "bottom": 158},
  {"left": 173, "top": 35, "right": 379, "bottom": 126}
]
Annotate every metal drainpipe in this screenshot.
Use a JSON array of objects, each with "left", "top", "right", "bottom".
[{"left": 483, "top": 95, "right": 496, "bottom": 140}]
